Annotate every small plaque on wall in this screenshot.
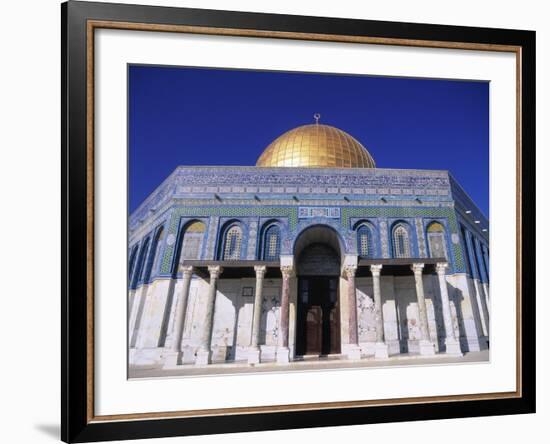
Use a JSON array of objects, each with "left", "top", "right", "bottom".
[{"left": 242, "top": 287, "right": 254, "bottom": 297}]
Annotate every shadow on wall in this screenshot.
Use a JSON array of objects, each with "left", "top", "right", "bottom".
[
  {"left": 450, "top": 281, "right": 469, "bottom": 352},
  {"left": 465, "top": 278, "right": 488, "bottom": 349},
  {"left": 157, "top": 278, "right": 177, "bottom": 347},
  {"left": 430, "top": 278, "right": 447, "bottom": 352},
  {"left": 130, "top": 283, "right": 149, "bottom": 347},
  {"left": 397, "top": 296, "right": 410, "bottom": 354},
  {"left": 395, "top": 277, "right": 470, "bottom": 354}
]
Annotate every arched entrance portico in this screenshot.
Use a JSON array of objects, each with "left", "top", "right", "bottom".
[{"left": 293, "top": 225, "right": 343, "bottom": 357}]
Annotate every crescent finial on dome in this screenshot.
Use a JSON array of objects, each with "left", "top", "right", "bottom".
[{"left": 313, "top": 113, "right": 321, "bottom": 124}]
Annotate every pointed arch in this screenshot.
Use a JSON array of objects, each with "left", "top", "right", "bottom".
[
  {"left": 143, "top": 225, "right": 165, "bottom": 283},
  {"left": 218, "top": 220, "right": 245, "bottom": 260},
  {"left": 128, "top": 244, "right": 139, "bottom": 280},
  {"left": 353, "top": 220, "right": 377, "bottom": 258},
  {"left": 174, "top": 220, "right": 206, "bottom": 275},
  {"left": 460, "top": 224, "right": 473, "bottom": 275},
  {"left": 260, "top": 220, "right": 282, "bottom": 261},
  {"left": 131, "top": 236, "right": 150, "bottom": 289},
  {"left": 391, "top": 222, "right": 412, "bottom": 258},
  {"left": 426, "top": 221, "right": 448, "bottom": 259}
]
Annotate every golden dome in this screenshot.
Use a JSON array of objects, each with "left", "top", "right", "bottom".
[{"left": 256, "top": 123, "right": 375, "bottom": 168}]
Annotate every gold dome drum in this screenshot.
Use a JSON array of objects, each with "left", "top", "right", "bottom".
[{"left": 256, "top": 123, "right": 376, "bottom": 168}]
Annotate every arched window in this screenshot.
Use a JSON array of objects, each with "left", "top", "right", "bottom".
[
  {"left": 223, "top": 225, "right": 243, "bottom": 260},
  {"left": 427, "top": 222, "right": 447, "bottom": 259},
  {"left": 481, "top": 244, "right": 490, "bottom": 278},
  {"left": 262, "top": 225, "right": 281, "bottom": 261},
  {"left": 128, "top": 245, "right": 139, "bottom": 280},
  {"left": 460, "top": 226, "right": 472, "bottom": 275},
  {"left": 144, "top": 227, "right": 164, "bottom": 282},
  {"left": 131, "top": 237, "right": 150, "bottom": 289},
  {"left": 357, "top": 225, "right": 374, "bottom": 258},
  {"left": 392, "top": 224, "right": 411, "bottom": 258},
  {"left": 180, "top": 221, "right": 206, "bottom": 262}
]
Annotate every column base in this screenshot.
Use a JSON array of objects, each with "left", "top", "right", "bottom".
[
  {"left": 419, "top": 340, "right": 436, "bottom": 356},
  {"left": 128, "top": 348, "right": 138, "bottom": 365},
  {"left": 276, "top": 347, "right": 290, "bottom": 364},
  {"left": 162, "top": 351, "right": 181, "bottom": 368},
  {"left": 129, "top": 347, "right": 163, "bottom": 368},
  {"left": 344, "top": 344, "right": 362, "bottom": 360},
  {"left": 182, "top": 347, "right": 197, "bottom": 364},
  {"left": 374, "top": 342, "right": 389, "bottom": 359},
  {"left": 247, "top": 347, "right": 261, "bottom": 365},
  {"left": 445, "top": 338, "right": 463, "bottom": 356},
  {"left": 195, "top": 349, "right": 212, "bottom": 366}
]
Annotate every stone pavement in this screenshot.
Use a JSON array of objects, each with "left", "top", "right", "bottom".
[{"left": 129, "top": 350, "right": 489, "bottom": 379}]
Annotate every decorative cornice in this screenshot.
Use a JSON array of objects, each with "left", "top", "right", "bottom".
[{"left": 130, "top": 166, "right": 455, "bottom": 226}]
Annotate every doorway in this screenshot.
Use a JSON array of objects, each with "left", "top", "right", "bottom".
[
  {"left": 296, "top": 276, "right": 341, "bottom": 356},
  {"left": 293, "top": 226, "right": 343, "bottom": 358}
]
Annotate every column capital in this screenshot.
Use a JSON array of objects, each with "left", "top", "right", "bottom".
[
  {"left": 370, "top": 264, "right": 383, "bottom": 276},
  {"left": 254, "top": 265, "right": 267, "bottom": 277},
  {"left": 207, "top": 265, "right": 223, "bottom": 279},
  {"left": 180, "top": 265, "right": 194, "bottom": 276},
  {"left": 411, "top": 263, "right": 425, "bottom": 274},
  {"left": 343, "top": 264, "right": 357, "bottom": 278},
  {"left": 280, "top": 265, "right": 294, "bottom": 277},
  {"left": 436, "top": 262, "right": 448, "bottom": 274}
]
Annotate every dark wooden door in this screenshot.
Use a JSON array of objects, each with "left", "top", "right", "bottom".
[
  {"left": 305, "top": 306, "right": 322, "bottom": 354},
  {"left": 329, "top": 303, "right": 341, "bottom": 354},
  {"left": 297, "top": 277, "right": 341, "bottom": 356}
]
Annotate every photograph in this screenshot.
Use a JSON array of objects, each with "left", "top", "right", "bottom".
[{"left": 127, "top": 65, "right": 491, "bottom": 378}]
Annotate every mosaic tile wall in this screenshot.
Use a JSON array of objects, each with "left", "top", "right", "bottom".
[
  {"left": 158, "top": 206, "right": 299, "bottom": 274},
  {"left": 152, "top": 204, "right": 466, "bottom": 276},
  {"left": 130, "top": 166, "right": 452, "bottom": 231},
  {"left": 128, "top": 167, "right": 477, "bottom": 279}
]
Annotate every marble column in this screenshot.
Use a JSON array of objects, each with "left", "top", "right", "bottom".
[
  {"left": 435, "top": 262, "right": 462, "bottom": 355},
  {"left": 276, "top": 265, "right": 293, "bottom": 364},
  {"left": 248, "top": 265, "right": 266, "bottom": 364},
  {"left": 195, "top": 265, "right": 223, "bottom": 365},
  {"left": 371, "top": 264, "right": 389, "bottom": 358},
  {"left": 163, "top": 266, "right": 194, "bottom": 367},
  {"left": 344, "top": 264, "right": 361, "bottom": 360},
  {"left": 411, "top": 263, "right": 435, "bottom": 355}
]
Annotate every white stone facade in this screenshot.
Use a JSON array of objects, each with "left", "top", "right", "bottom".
[{"left": 129, "top": 268, "right": 488, "bottom": 369}]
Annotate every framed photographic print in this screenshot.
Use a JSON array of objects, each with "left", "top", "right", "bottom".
[{"left": 61, "top": 0, "right": 535, "bottom": 442}]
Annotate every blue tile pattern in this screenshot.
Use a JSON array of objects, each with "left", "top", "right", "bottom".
[{"left": 129, "top": 166, "right": 484, "bottom": 280}]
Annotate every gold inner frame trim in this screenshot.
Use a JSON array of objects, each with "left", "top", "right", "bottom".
[{"left": 86, "top": 19, "right": 523, "bottom": 423}]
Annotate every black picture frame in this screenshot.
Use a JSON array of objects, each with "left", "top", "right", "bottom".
[{"left": 61, "top": 1, "right": 536, "bottom": 442}]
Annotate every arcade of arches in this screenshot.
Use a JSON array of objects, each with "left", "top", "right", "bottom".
[{"left": 142, "top": 225, "right": 464, "bottom": 368}]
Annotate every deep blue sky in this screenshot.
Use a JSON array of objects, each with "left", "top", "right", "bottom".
[{"left": 129, "top": 65, "right": 489, "bottom": 216}]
